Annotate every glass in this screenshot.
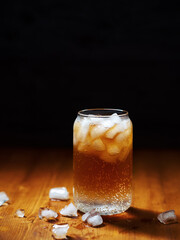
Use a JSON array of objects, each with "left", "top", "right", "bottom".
[{"left": 73, "top": 108, "right": 133, "bottom": 215}]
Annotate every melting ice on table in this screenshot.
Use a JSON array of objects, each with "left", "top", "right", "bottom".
[
  {"left": 157, "top": 210, "right": 178, "bottom": 224},
  {"left": 82, "top": 209, "right": 103, "bottom": 227},
  {"left": 52, "top": 224, "right": 69, "bottom": 239},
  {"left": 39, "top": 207, "right": 58, "bottom": 220},
  {"left": 0, "top": 191, "right": 9, "bottom": 206},
  {"left": 60, "top": 202, "right": 78, "bottom": 217},
  {"left": 15, "top": 209, "right": 25, "bottom": 218},
  {"left": 49, "top": 187, "right": 69, "bottom": 201}
]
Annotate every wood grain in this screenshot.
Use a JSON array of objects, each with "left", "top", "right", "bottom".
[{"left": 0, "top": 148, "right": 180, "bottom": 240}]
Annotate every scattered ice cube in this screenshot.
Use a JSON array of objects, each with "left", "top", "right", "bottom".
[
  {"left": 49, "top": 187, "right": 69, "bottom": 201},
  {"left": 15, "top": 209, "right": 25, "bottom": 218},
  {"left": 82, "top": 209, "right": 103, "bottom": 227},
  {"left": 60, "top": 203, "right": 78, "bottom": 217},
  {"left": 39, "top": 207, "right": 58, "bottom": 220},
  {"left": 87, "top": 214, "right": 103, "bottom": 227},
  {"left": 52, "top": 224, "right": 69, "bottom": 239},
  {"left": 92, "top": 138, "right": 105, "bottom": 151},
  {"left": 157, "top": 210, "right": 178, "bottom": 224},
  {"left": 0, "top": 191, "right": 9, "bottom": 206},
  {"left": 82, "top": 212, "right": 91, "bottom": 222},
  {"left": 82, "top": 209, "right": 96, "bottom": 222}
]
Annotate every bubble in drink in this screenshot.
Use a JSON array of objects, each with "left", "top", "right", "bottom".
[{"left": 73, "top": 109, "right": 133, "bottom": 215}]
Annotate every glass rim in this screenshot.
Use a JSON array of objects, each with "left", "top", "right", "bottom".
[{"left": 78, "top": 108, "right": 129, "bottom": 118}]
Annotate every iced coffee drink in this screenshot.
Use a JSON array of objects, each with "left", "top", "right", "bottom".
[{"left": 73, "top": 109, "right": 133, "bottom": 215}]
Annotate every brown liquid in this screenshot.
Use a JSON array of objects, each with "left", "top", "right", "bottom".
[{"left": 73, "top": 149, "right": 132, "bottom": 202}]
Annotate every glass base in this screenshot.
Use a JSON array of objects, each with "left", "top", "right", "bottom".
[{"left": 75, "top": 199, "right": 131, "bottom": 215}]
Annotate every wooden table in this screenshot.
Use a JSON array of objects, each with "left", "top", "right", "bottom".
[{"left": 0, "top": 148, "right": 179, "bottom": 240}]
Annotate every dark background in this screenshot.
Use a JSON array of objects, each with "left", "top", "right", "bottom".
[{"left": 1, "top": 1, "right": 180, "bottom": 149}]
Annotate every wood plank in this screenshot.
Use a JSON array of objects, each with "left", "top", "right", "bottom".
[{"left": 0, "top": 148, "right": 180, "bottom": 240}]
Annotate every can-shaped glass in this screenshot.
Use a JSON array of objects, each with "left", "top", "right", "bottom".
[{"left": 73, "top": 108, "right": 133, "bottom": 215}]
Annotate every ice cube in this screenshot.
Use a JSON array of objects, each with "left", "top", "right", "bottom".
[
  {"left": 105, "top": 124, "right": 123, "bottom": 139},
  {"left": 15, "top": 209, "right": 25, "bottom": 218},
  {"left": 115, "top": 128, "right": 131, "bottom": 143},
  {"left": 92, "top": 138, "right": 105, "bottom": 151},
  {"left": 39, "top": 207, "right": 58, "bottom": 220},
  {"left": 77, "top": 141, "right": 92, "bottom": 152},
  {"left": 52, "top": 224, "right": 69, "bottom": 239},
  {"left": 120, "top": 119, "right": 131, "bottom": 131},
  {"left": 49, "top": 187, "right": 69, "bottom": 201},
  {"left": 82, "top": 209, "right": 103, "bottom": 227},
  {"left": 157, "top": 210, "right": 178, "bottom": 224},
  {"left": 73, "top": 120, "right": 80, "bottom": 145},
  {"left": 90, "top": 125, "right": 107, "bottom": 139},
  {"left": 109, "top": 113, "right": 121, "bottom": 124},
  {"left": 87, "top": 214, "right": 103, "bottom": 227},
  {"left": 101, "top": 118, "right": 114, "bottom": 129},
  {"left": 73, "top": 134, "right": 77, "bottom": 146},
  {"left": 88, "top": 115, "right": 103, "bottom": 125},
  {"left": 107, "top": 144, "right": 120, "bottom": 155},
  {"left": 0, "top": 191, "right": 9, "bottom": 206},
  {"left": 60, "top": 203, "right": 78, "bottom": 217},
  {"left": 77, "top": 118, "right": 90, "bottom": 142},
  {"left": 82, "top": 209, "right": 96, "bottom": 222},
  {"left": 115, "top": 132, "right": 126, "bottom": 143},
  {"left": 90, "top": 115, "right": 115, "bottom": 130},
  {"left": 118, "top": 146, "right": 130, "bottom": 162},
  {"left": 82, "top": 212, "right": 91, "bottom": 222},
  {"left": 90, "top": 115, "right": 121, "bottom": 139}
]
